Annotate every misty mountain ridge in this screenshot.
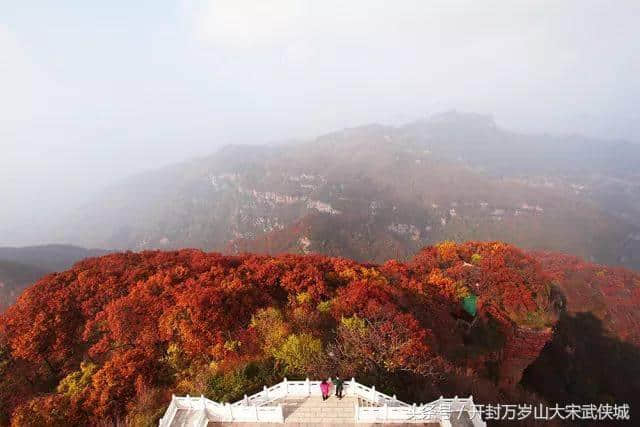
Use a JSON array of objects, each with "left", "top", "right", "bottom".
[
  {"left": 0, "top": 244, "right": 110, "bottom": 310},
  {"left": 42, "top": 112, "right": 640, "bottom": 271}
]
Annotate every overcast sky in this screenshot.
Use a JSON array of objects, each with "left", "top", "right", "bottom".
[{"left": 1, "top": 0, "right": 639, "bottom": 245}]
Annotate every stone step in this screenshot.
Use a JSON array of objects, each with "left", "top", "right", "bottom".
[
  {"left": 286, "top": 412, "right": 355, "bottom": 417},
  {"left": 212, "top": 423, "right": 439, "bottom": 426}
]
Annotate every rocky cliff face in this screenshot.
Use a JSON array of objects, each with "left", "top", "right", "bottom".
[{"left": 497, "top": 324, "right": 554, "bottom": 389}]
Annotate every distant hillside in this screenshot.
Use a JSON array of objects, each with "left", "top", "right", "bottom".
[
  {"left": 0, "top": 260, "right": 48, "bottom": 311},
  {"left": 52, "top": 113, "right": 640, "bottom": 270},
  {"left": 405, "top": 111, "right": 640, "bottom": 177},
  {"left": 0, "top": 244, "right": 109, "bottom": 272},
  {"left": 0, "top": 245, "right": 110, "bottom": 311}
]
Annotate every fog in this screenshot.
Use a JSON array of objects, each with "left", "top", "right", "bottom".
[{"left": 1, "top": 0, "right": 639, "bottom": 246}]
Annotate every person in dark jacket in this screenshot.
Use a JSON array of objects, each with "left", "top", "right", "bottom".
[{"left": 334, "top": 375, "right": 344, "bottom": 399}]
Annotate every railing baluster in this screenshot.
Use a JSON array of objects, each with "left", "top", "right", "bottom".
[{"left": 225, "top": 402, "right": 233, "bottom": 421}]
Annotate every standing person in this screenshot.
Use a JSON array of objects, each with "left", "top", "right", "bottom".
[
  {"left": 334, "top": 375, "right": 344, "bottom": 399},
  {"left": 320, "top": 379, "right": 331, "bottom": 401}
]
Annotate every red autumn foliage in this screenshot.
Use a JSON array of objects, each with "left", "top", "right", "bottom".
[
  {"left": 532, "top": 251, "right": 640, "bottom": 346},
  {"left": 0, "top": 243, "right": 571, "bottom": 425}
]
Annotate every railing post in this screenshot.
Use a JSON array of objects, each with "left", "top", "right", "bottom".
[
  {"left": 225, "top": 402, "right": 233, "bottom": 421},
  {"left": 354, "top": 402, "right": 359, "bottom": 422},
  {"left": 278, "top": 403, "right": 284, "bottom": 423},
  {"left": 253, "top": 404, "right": 259, "bottom": 421},
  {"left": 412, "top": 403, "right": 416, "bottom": 418},
  {"left": 263, "top": 385, "right": 269, "bottom": 400},
  {"left": 283, "top": 377, "right": 288, "bottom": 395},
  {"left": 244, "top": 394, "right": 249, "bottom": 405},
  {"left": 305, "top": 377, "right": 310, "bottom": 395},
  {"left": 350, "top": 377, "right": 356, "bottom": 396},
  {"left": 384, "top": 402, "right": 389, "bottom": 421},
  {"left": 371, "top": 385, "right": 376, "bottom": 402}
]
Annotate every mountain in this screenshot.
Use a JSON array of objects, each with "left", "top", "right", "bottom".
[
  {"left": 52, "top": 113, "right": 640, "bottom": 271},
  {"left": 405, "top": 111, "right": 640, "bottom": 177},
  {"left": 0, "top": 260, "right": 48, "bottom": 311},
  {"left": 0, "top": 245, "right": 110, "bottom": 311},
  {"left": 1, "top": 243, "right": 637, "bottom": 426}
]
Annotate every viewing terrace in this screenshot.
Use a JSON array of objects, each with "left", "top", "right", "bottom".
[{"left": 159, "top": 378, "right": 486, "bottom": 426}]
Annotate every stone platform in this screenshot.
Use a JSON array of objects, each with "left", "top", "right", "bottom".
[
  {"left": 210, "top": 395, "right": 439, "bottom": 426},
  {"left": 160, "top": 378, "right": 484, "bottom": 427}
]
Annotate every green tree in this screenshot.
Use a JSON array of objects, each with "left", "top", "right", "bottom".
[
  {"left": 57, "top": 362, "right": 97, "bottom": 398},
  {"left": 273, "top": 333, "right": 324, "bottom": 376},
  {"left": 251, "top": 307, "right": 290, "bottom": 357}
]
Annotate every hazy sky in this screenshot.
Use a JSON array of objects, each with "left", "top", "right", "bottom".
[{"left": 1, "top": 0, "right": 639, "bottom": 244}]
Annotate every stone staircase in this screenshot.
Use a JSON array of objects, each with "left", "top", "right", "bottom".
[
  {"left": 280, "top": 395, "right": 355, "bottom": 424},
  {"left": 159, "top": 378, "right": 485, "bottom": 426},
  {"left": 210, "top": 396, "right": 440, "bottom": 426}
]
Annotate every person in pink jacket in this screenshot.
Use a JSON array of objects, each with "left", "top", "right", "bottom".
[{"left": 320, "top": 379, "right": 331, "bottom": 401}]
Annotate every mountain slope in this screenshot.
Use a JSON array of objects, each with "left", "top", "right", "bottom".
[
  {"left": 0, "top": 245, "right": 109, "bottom": 272},
  {"left": 0, "top": 245, "right": 110, "bottom": 311},
  {"left": 52, "top": 114, "right": 640, "bottom": 270},
  {"left": 1, "top": 243, "right": 638, "bottom": 426},
  {"left": 532, "top": 252, "right": 640, "bottom": 346},
  {"left": 0, "top": 242, "right": 558, "bottom": 425},
  {"left": 522, "top": 254, "right": 640, "bottom": 411},
  {"left": 0, "top": 260, "right": 48, "bottom": 311}
]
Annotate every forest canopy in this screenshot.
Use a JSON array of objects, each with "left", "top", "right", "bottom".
[{"left": 1, "top": 242, "right": 637, "bottom": 426}]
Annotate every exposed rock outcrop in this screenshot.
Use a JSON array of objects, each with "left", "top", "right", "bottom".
[{"left": 498, "top": 325, "right": 553, "bottom": 388}]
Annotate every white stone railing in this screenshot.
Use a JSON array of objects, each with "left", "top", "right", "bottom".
[
  {"left": 158, "top": 378, "right": 486, "bottom": 426},
  {"left": 234, "top": 377, "right": 407, "bottom": 408},
  {"left": 158, "top": 396, "right": 177, "bottom": 427},
  {"left": 158, "top": 395, "right": 210, "bottom": 427},
  {"left": 158, "top": 393, "right": 284, "bottom": 426}
]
